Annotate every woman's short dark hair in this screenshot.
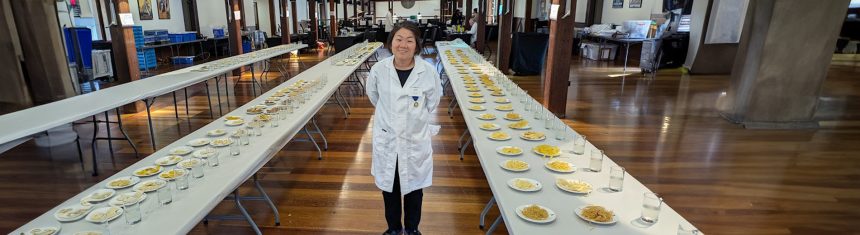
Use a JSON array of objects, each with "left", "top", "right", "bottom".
[{"left": 386, "top": 21, "right": 423, "bottom": 56}]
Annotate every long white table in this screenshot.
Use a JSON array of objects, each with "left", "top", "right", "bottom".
[
  {"left": 437, "top": 40, "right": 701, "bottom": 234},
  {"left": 11, "top": 42, "right": 381, "bottom": 235},
  {"left": 0, "top": 44, "right": 306, "bottom": 146}
]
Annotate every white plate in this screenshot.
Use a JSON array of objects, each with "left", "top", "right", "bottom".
[
  {"left": 576, "top": 206, "right": 618, "bottom": 225},
  {"left": 207, "top": 129, "right": 227, "bottom": 137},
  {"left": 178, "top": 158, "right": 205, "bottom": 169},
  {"left": 85, "top": 206, "right": 123, "bottom": 224},
  {"left": 515, "top": 204, "right": 556, "bottom": 224},
  {"left": 154, "top": 155, "right": 183, "bottom": 166},
  {"left": 108, "top": 191, "right": 147, "bottom": 207},
  {"left": 504, "top": 116, "right": 523, "bottom": 121},
  {"left": 193, "top": 148, "right": 219, "bottom": 158},
  {"left": 73, "top": 231, "right": 103, "bottom": 235},
  {"left": 532, "top": 146, "right": 562, "bottom": 158},
  {"left": 556, "top": 179, "right": 593, "bottom": 194},
  {"left": 479, "top": 123, "right": 501, "bottom": 131},
  {"left": 545, "top": 160, "right": 576, "bottom": 173},
  {"left": 186, "top": 138, "right": 211, "bottom": 147},
  {"left": 210, "top": 138, "right": 233, "bottom": 147},
  {"left": 476, "top": 114, "right": 496, "bottom": 120},
  {"left": 494, "top": 98, "right": 511, "bottom": 104},
  {"left": 132, "top": 165, "right": 162, "bottom": 177},
  {"left": 468, "top": 105, "right": 486, "bottom": 111},
  {"left": 158, "top": 169, "right": 188, "bottom": 181},
  {"left": 133, "top": 179, "right": 167, "bottom": 193},
  {"left": 26, "top": 227, "right": 60, "bottom": 235},
  {"left": 507, "top": 178, "right": 542, "bottom": 192},
  {"left": 495, "top": 146, "right": 523, "bottom": 156},
  {"left": 499, "top": 160, "right": 529, "bottom": 172},
  {"left": 520, "top": 132, "right": 547, "bottom": 141},
  {"left": 54, "top": 204, "right": 94, "bottom": 222},
  {"left": 104, "top": 176, "right": 140, "bottom": 189},
  {"left": 225, "top": 119, "right": 245, "bottom": 126},
  {"left": 80, "top": 189, "right": 116, "bottom": 203},
  {"left": 495, "top": 105, "right": 514, "bottom": 111},
  {"left": 468, "top": 98, "right": 485, "bottom": 103},
  {"left": 487, "top": 133, "right": 512, "bottom": 141},
  {"left": 508, "top": 123, "right": 531, "bottom": 130},
  {"left": 169, "top": 146, "right": 194, "bottom": 156}
]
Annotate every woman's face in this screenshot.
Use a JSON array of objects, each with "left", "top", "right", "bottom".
[{"left": 392, "top": 28, "right": 417, "bottom": 60}]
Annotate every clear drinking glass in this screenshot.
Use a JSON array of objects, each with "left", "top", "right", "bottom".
[
  {"left": 544, "top": 112, "right": 554, "bottom": 129},
  {"left": 524, "top": 100, "right": 532, "bottom": 111},
  {"left": 533, "top": 103, "right": 543, "bottom": 120},
  {"left": 175, "top": 170, "right": 189, "bottom": 190},
  {"left": 240, "top": 131, "right": 250, "bottom": 145},
  {"left": 208, "top": 153, "right": 220, "bottom": 167},
  {"left": 123, "top": 201, "right": 142, "bottom": 225},
  {"left": 271, "top": 114, "right": 280, "bottom": 128},
  {"left": 573, "top": 135, "right": 586, "bottom": 155},
  {"left": 589, "top": 149, "right": 604, "bottom": 172},
  {"left": 230, "top": 136, "right": 240, "bottom": 156},
  {"left": 254, "top": 124, "right": 262, "bottom": 136},
  {"left": 554, "top": 119, "right": 567, "bottom": 141},
  {"left": 641, "top": 193, "right": 663, "bottom": 224},
  {"left": 279, "top": 107, "right": 287, "bottom": 120},
  {"left": 609, "top": 166, "right": 625, "bottom": 192},
  {"left": 191, "top": 162, "right": 205, "bottom": 178},
  {"left": 157, "top": 185, "right": 172, "bottom": 205}
]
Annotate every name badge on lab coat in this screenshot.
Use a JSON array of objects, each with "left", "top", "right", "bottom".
[{"left": 409, "top": 87, "right": 421, "bottom": 108}]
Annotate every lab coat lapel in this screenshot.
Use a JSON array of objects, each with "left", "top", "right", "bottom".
[{"left": 402, "top": 56, "right": 426, "bottom": 89}]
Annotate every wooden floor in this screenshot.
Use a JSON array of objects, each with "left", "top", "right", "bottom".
[{"left": 1, "top": 48, "right": 860, "bottom": 235}]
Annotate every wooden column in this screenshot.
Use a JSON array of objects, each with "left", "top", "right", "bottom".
[
  {"left": 475, "top": 0, "right": 486, "bottom": 50},
  {"left": 281, "top": 0, "right": 291, "bottom": 43},
  {"left": 104, "top": 0, "right": 144, "bottom": 111},
  {"left": 353, "top": 0, "right": 358, "bottom": 22},
  {"left": 465, "top": 0, "right": 472, "bottom": 23},
  {"left": 291, "top": 0, "right": 299, "bottom": 34},
  {"left": 440, "top": 0, "right": 446, "bottom": 24},
  {"left": 269, "top": 0, "right": 277, "bottom": 34},
  {"left": 228, "top": 0, "right": 244, "bottom": 75},
  {"left": 343, "top": 0, "right": 348, "bottom": 24},
  {"left": 496, "top": 0, "right": 513, "bottom": 73},
  {"left": 330, "top": 0, "right": 338, "bottom": 40},
  {"left": 524, "top": 0, "right": 533, "bottom": 32},
  {"left": 309, "top": 0, "right": 319, "bottom": 42},
  {"left": 543, "top": 0, "right": 575, "bottom": 116}
]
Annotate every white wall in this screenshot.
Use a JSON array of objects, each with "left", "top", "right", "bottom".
[
  {"left": 575, "top": 0, "right": 587, "bottom": 22},
  {"left": 601, "top": 0, "right": 661, "bottom": 25},
  {"left": 129, "top": 0, "right": 188, "bottom": 32},
  {"left": 197, "top": 0, "right": 228, "bottom": 37},
  {"left": 375, "top": 1, "right": 441, "bottom": 18},
  {"left": 257, "top": 0, "right": 273, "bottom": 35}
]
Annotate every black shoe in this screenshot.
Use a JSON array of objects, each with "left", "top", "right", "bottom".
[
  {"left": 382, "top": 229, "right": 401, "bottom": 235},
  {"left": 404, "top": 229, "right": 421, "bottom": 235}
]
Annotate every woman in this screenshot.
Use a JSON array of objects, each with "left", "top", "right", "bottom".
[
  {"left": 366, "top": 21, "right": 442, "bottom": 235},
  {"left": 468, "top": 17, "right": 478, "bottom": 46}
]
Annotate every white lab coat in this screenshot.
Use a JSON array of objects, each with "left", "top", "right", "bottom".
[
  {"left": 366, "top": 56, "right": 443, "bottom": 195},
  {"left": 469, "top": 22, "right": 478, "bottom": 45}
]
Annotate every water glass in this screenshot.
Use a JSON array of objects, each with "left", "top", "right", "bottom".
[
  {"left": 175, "top": 171, "right": 189, "bottom": 190},
  {"left": 230, "top": 136, "right": 240, "bottom": 156},
  {"left": 589, "top": 149, "right": 604, "bottom": 172},
  {"left": 157, "top": 185, "right": 172, "bottom": 205},
  {"left": 208, "top": 153, "right": 220, "bottom": 167},
  {"left": 544, "top": 112, "right": 554, "bottom": 129},
  {"left": 240, "top": 131, "right": 250, "bottom": 145},
  {"left": 524, "top": 100, "right": 532, "bottom": 111},
  {"left": 254, "top": 125, "right": 263, "bottom": 136},
  {"left": 271, "top": 115, "right": 280, "bottom": 128},
  {"left": 573, "top": 135, "right": 586, "bottom": 155},
  {"left": 641, "top": 193, "right": 663, "bottom": 224},
  {"left": 554, "top": 119, "right": 567, "bottom": 141},
  {"left": 191, "top": 162, "right": 205, "bottom": 178},
  {"left": 533, "top": 103, "right": 543, "bottom": 120},
  {"left": 677, "top": 224, "right": 701, "bottom": 235},
  {"left": 279, "top": 107, "right": 287, "bottom": 120},
  {"left": 609, "top": 166, "right": 625, "bottom": 192},
  {"left": 123, "top": 201, "right": 142, "bottom": 225}
]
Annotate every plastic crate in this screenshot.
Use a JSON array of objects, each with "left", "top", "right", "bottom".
[
  {"left": 144, "top": 29, "right": 168, "bottom": 36},
  {"left": 132, "top": 26, "right": 144, "bottom": 48},
  {"left": 157, "top": 34, "right": 169, "bottom": 42},
  {"left": 168, "top": 32, "right": 197, "bottom": 43},
  {"left": 172, "top": 56, "right": 195, "bottom": 65},
  {"left": 144, "top": 36, "right": 156, "bottom": 44},
  {"left": 63, "top": 27, "right": 93, "bottom": 69},
  {"left": 242, "top": 40, "right": 251, "bottom": 53},
  {"left": 213, "top": 28, "right": 225, "bottom": 38},
  {"left": 137, "top": 48, "right": 156, "bottom": 70}
]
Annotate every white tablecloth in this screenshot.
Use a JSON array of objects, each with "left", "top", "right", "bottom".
[
  {"left": 12, "top": 42, "right": 381, "bottom": 235},
  {"left": 0, "top": 44, "right": 307, "bottom": 145},
  {"left": 436, "top": 41, "right": 700, "bottom": 234}
]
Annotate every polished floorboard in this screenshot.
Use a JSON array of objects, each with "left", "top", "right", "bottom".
[{"left": 1, "top": 48, "right": 859, "bottom": 235}]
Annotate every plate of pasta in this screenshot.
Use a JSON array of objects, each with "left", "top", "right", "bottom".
[
  {"left": 576, "top": 205, "right": 617, "bottom": 225},
  {"left": 516, "top": 204, "right": 556, "bottom": 224},
  {"left": 499, "top": 159, "right": 529, "bottom": 172},
  {"left": 545, "top": 160, "right": 575, "bottom": 173},
  {"left": 507, "top": 178, "right": 542, "bottom": 192},
  {"left": 555, "top": 178, "right": 593, "bottom": 194}
]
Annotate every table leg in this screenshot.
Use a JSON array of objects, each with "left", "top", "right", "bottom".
[
  {"left": 214, "top": 77, "right": 223, "bottom": 116},
  {"left": 253, "top": 175, "right": 281, "bottom": 226},
  {"left": 623, "top": 42, "right": 630, "bottom": 74},
  {"left": 183, "top": 88, "right": 190, "bottom": 117},
  {"left": 233, "top": 190, "right": 263, "bottom": 235},
  {"left": 172, "top": 91, "right": 180, "bottom": 119},
  {"left": 204, "top": 82, "right": 214, "bottom": 119},
  {"left": 144, "top": 98, "right": 157, "bottom": 150},
  {"left": 485, "top": 216, "right": 503, "bottom": 235},
  {"left": 91, "top": 116, "right": 99, "bottom": 176},
  {"left": 479, "top": 197, "right": 495, "bottom": 229},
  {"left": 224, "top": 74, "right": 231, "bottom": 108}
]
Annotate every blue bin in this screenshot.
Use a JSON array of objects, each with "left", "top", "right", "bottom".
[
  {"left": 63, "top": 27, "right": 93, "bottom": 69},
  {"left": 213, "top": 28, "right": 225, "bottom": 38},
  {"left": 242, "top": 40, "right": 251, "bottom": 53},
  {"left": 172, "top": 56, "right": 195, "bottom": 65}
]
